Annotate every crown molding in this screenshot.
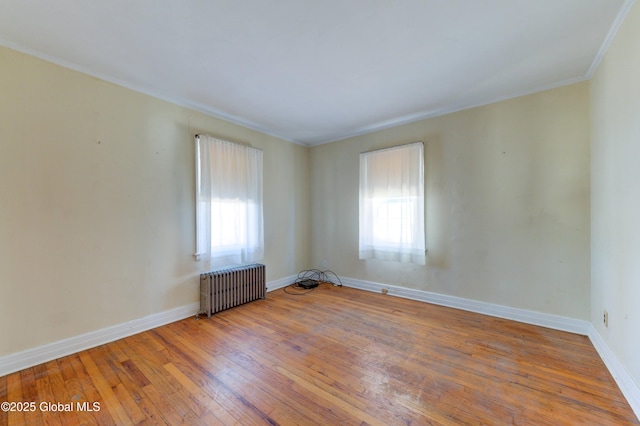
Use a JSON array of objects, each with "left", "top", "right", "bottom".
[
  {"left": 0, "top": 39, "right": 304, "bottom": 147},
  {"left": 586, "top": 0, "right": 636, "bottom": 78}
]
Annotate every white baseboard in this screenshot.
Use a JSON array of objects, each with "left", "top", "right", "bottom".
[
  {"left": 0, "top": 275, "right": 298, "bottom": 377},
  {"left": 588, "top": 324, "right": 640, "bottom": 420},
  {"left": 3, "top": 275, "right": 638, "bottom": 421},
  {"left": 342, "top": 276, "right": 639, "bottom": 420},
  {"left": 342, "top": 277, "right": 591, "bottom": 335},
  {"left": 266, "top": 274, "right": 297, "bottom": 292},
  {"left": 0, "top": 302, "right": 200, "bottom": 377}
]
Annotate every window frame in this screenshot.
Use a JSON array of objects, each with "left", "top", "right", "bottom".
[
  {"left": 358, "top": 141, "right": 426, "bottom": 265},
  {"left": 194, "top": 134, "right": 264, "bottom": 267}
]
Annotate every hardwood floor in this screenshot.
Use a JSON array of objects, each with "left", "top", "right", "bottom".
[{"left": 1, "top": 284, "right": 638, "bottom": 425}]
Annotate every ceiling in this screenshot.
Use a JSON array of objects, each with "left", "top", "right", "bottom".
[{"left": 0, "top": 1, "right": 632, "bottom": 145}]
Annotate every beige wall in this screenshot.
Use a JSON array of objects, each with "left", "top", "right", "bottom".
[
  {"left": 0, "top": 46, "right": 310, "bottom": 357},
  {"left": 590, "top": 2, "right": 640, "bottom": 387},
  {"left": 310, "top": 82, "right": 591, "bottom": 319},
  {"left": 3, "top": 22, "right": 628, "bottom": 370}
]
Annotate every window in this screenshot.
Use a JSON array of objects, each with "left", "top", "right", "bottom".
[
  {"left": 359, "top": 142, "right": 425, "bottom": 265},
  {"left": 195, "top": 134, "right": 263, "bottom": 267}
]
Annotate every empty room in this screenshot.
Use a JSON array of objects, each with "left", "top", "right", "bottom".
[{"left": 1, "top": 1, "right": 639, "bottom": 424}]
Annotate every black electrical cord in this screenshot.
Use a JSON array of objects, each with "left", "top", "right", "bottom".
[{"left": 284, "top": 269, "right": 343, "bottom": 295}]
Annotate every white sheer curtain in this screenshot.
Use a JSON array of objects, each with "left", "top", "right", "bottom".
[
  {"left": 359, "top": 142, "right": 425, "bottom": 265},
  {"left": 195, "top": 134, "right": 264, "bottom": 267}
]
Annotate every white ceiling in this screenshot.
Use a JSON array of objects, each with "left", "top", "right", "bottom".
[{"left": 0, "top": 0, "right": 633, "bottom": 145}]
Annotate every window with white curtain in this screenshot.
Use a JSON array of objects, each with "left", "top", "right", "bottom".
[
  {"left": 359, "top": 142, "right": 425, "bottom": 265},
  {"left": 195, "top": 134, "right": 264, "bottom": 267}
]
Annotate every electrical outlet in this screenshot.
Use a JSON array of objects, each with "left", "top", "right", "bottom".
[
  {"left": 321, "top": 260, "right": 327, "bottom": 269},
  {"left": 604, "top": 310, "right": 609, "bottom": 327}
]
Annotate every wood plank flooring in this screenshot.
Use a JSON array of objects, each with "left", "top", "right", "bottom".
[{"left": 1, "top": 284, "right": 638, "bottom": 425}]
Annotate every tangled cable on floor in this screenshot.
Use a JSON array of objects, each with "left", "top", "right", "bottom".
[{"left": 284, "top": 269, "right": 343, "bottom": 295}]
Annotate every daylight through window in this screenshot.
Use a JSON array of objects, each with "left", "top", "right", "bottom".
[
  {"left": 359, "top": 142, "right": 425, "bottom": 265},
  {"left": 195, "top": 134, "right": 264, "bottom": 267}
]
